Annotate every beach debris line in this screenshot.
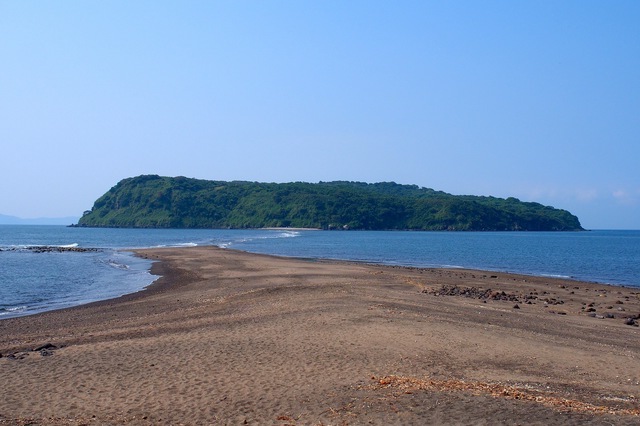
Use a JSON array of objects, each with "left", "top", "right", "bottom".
[{"left": 366, "top": 375, "right": 640, "bottom": 417}]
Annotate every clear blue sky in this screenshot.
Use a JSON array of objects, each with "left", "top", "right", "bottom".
[{"left": 1, "top": 1, "right": 638, "bottom": 229}]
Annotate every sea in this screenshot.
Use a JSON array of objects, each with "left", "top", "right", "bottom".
[{"left": 1, "top": 225, "right": 638, "bottom": 319}]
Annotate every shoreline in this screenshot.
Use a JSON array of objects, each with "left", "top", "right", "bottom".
[
  {"left": 2, "top": 244, "right": 638, "bottom": 328},
  {"left": 1, "top": 243, "right": 638, "bottom": 334},
  {"left": 5, "top": 243, "right": 636, "bottom": 323},
  {"left": 1, "top": 246, "right": 639, "bottom": 424}
]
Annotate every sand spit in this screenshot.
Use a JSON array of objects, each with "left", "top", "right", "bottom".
[{"left": 1, "top": 246, "right": 639, "bottom": 425}]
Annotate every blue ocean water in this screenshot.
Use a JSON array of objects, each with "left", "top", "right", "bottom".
[{"left": 1, "top": 225, "right": 638, "bottom": 319}]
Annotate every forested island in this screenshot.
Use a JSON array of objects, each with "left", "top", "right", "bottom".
[{"left": 76, "top": 175, "right": 583, "bottom": 231}]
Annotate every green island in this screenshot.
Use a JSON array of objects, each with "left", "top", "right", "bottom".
[{"left": 76, "top": 175, "right": 584, "bottom": 231}]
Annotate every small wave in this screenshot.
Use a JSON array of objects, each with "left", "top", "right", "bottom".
[
  {"left": 264, "top": 231, "right": 301, "bottom": 238},
  {"left": 437, "top": 263, "right": 465, "bottom": 269},
  {"left": 148, "top": 242, "right": 198, "bottom": 249},
  {"left": 101, "top": 258, "right": 130, "bottom": 270},
  {"left": 7, "top": 305, "right": 28, "bottom": 312},
  {"left": 109, "top": 262, "right": 129, "bottom": 270},
  {"left": 217, "top": 237, "right": 251, "bottom": 248},
  {"left": 58, "top": 243, "right": 79, "bottom": 248},
  {"left": 0, "top": 305, "right": 28, "bottom": 316},
  {"left": 280, "top": 231, "right": 300, "bottom": 238},
  {"left": 540, "top": 273, "right": 573, "bottom": 279},
  {"left": 254, "top": 231, "right": 301, "bottom": 240}
]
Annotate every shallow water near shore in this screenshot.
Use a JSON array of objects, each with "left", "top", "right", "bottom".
[{"left": 1, "top": 225, "right": 638, "bottom": 318}]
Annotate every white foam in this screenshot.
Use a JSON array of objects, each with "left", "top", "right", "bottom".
[
  {"left": 59, "top": 243, "right": 79, "bottom": 248},
  {"left": 0, "top": 305, "right": 28, "bottom": 316},
  {"left": 280, "top": 231, "right": 300, "bottom": 238},
  {"left": 540, "top": 273, "right": 573, "bottom": 279},
  {"left": 108, "top": 261, "right": 129, "bottom": 270},
  {"left": 255, "top": 231, "right": 301, "bottom": 240}
]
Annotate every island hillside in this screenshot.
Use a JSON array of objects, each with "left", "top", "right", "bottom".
[{"left": 76, "top": 175, "right": 583, "bottom": 231}]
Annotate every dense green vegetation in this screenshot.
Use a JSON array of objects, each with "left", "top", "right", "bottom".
[{"left": 76, "top": 175, "right": 584, "bottom": 231}]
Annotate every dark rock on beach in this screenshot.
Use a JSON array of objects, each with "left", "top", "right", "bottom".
[
  {"left": 34, "top": 343, "right": 58, "bottom": 352},
  {"left": 3, "top": 343, "right": 61, "bottom": 359}
]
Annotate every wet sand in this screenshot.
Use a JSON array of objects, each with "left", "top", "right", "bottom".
[{"left": 1, "top": 246, "right": 639, "bottom": 425}]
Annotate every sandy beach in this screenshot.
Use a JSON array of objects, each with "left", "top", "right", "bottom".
[{"left": 1, "top": 246, "right": 639, "bottom": 425}]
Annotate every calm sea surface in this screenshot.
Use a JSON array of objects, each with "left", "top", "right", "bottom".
[{"left": 1, "top": 225, "right": 638, "bottom": 318}]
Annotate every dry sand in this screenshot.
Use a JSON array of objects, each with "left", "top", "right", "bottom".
[{"left": 1, "top": 246, "right": 639, "bottom": 425}]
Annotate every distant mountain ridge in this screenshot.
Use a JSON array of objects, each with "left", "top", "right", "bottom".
[
  {"left": 76, "top": 175, "right": 583, "bottom": 231},
  {"left": 0, "top": 214, "right": 80, "bottom": 225}
]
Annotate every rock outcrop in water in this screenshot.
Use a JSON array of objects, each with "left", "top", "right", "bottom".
[{"left": 0, "top": 246, "right": 100, "bottom": 253}]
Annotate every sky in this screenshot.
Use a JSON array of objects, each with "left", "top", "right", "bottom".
[{"left": 1, "top": 1, "right": 638, "bottom": 229}]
